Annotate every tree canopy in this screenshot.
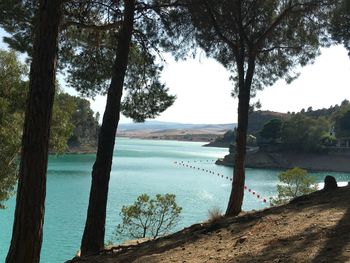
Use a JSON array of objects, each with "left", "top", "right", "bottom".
[
  {"left": 115, "top": 193, "right": 182, "bottom": 239},
  {"left": 0, "top": 49, "right": 101, "bottom": 208},
  {"left": 334, "top": 107, "right": 350, "bottom": 138},
  {"left": 160, "top": 0, "right": 337, "bottom": 216},
  {"left": 0, "top": 0, "right": 176, "bottom": 122},
  {"left": 260, "top": 119, "right": 283, "bottom": 143},
  {"left": 0, "top": 50, "right": 26, "bottom": 209}
]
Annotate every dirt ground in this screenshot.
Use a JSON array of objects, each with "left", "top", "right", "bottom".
[{"left": 68, "top": 185, "right": 350, "bottom": 263}]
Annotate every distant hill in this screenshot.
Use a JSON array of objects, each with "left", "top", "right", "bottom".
[
  {"left": 117, "top": 121, "right": 236, "bottom": 142},
  {"left": 248, "top": 110, "right": 289, "bottom": 135},
  {"left": 205, "top": 110, "right": 289, "bottom": 147},
  {"left": 117, "top": 112, "right": 291, "bottom": 144},
  {"left": 118, "top": 121, "right": 235, "bottom": 132}
]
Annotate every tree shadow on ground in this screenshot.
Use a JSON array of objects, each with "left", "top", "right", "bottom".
[
  {"left": 311, "top": 206, "right": 350, "bottom": 263},
  {"left": 68, "top": 213, "right": 261, "bottom": 263},
  {"left": 230, "top": 187, "right": 350, "bottom": 263}
]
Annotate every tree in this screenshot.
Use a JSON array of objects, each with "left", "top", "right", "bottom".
[
  {"left": 5, "top": 0, "right": 63, "bottom": 262},
  {"left": 329, "top": 0, "right": 350, "bottom": 54},
  {"left": 0, "top": 50, "right": 26, "bottom": 209},
  {"left": 281, "top": 114, "right": 330, "bottom": 152},
  {"left": 0, "top": 50, "right": 88, "bottom": 209},
  {"left": 49, "top": 91, "right": 76, "bottom": 154},
  {"left": 67, "top": 97, "right": 99, "bottom": 148},
  {"left": 272, "top": 167, "right": 317, "bottom": 205},
  {"left": 1, "top": 0, "right": 176, "bottom": 255},
  {"left": 259, "top": 119, "right": 283, "bottom": 143},
  {"left": 334, "top": 108, "right": 350, "bottom": 138},
  {"left": 163, "top": 0, "right": 334, "bottom": 216},
  {"left": 115, "top": 193, "right": 182, "bottom": 239}
]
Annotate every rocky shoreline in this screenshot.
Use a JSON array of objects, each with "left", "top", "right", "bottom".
[
  {"left": 216, "top": 150, "right": 350, "bottom": 173},
  {"left": 63, "top": 145, "right": 97, "bottom": 154}
]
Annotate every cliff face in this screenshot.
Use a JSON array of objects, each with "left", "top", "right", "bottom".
[{"left": 216, "top": 151, "right": 350, "bottom": 173}]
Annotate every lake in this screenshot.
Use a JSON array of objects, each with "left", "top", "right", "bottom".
[{"left": 1, "top": 138, "right": 350, "bottom": 262}]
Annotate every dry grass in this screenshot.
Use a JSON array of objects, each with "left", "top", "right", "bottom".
[{"left": 207, "top": 206, "right": 223, "bottom": 223}]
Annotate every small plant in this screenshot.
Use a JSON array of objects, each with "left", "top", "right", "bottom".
[
  {"left": 115, "top": 193, "right": 182, "bottom": 239},
  {"left": 272, "top": 167, "right": 318, "bottom": 205},
  {"left": 207, "top": 206, "right": 223, "bottom": 223}
]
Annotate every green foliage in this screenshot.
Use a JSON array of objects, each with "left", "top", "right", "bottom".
[
  {"left": 162, "top": 0, "right": 334, "bottom": 95},
  {"left": 0, "top": 50, "right": 27, "bottom": 208},
  {"left": 211, "top": 130, "right": 235, "bottom": 144},
  {"left": 50, "top": 91, "right": 76, "bottom": 154},
  {"left": 281, "top": 114, "right": 330, "bottom": 152},
  {"left": 67, "top": 97, "right": 99, "bottom": 148},
  {"left": 320, "top": 134, "right": 337, "bottom": 147},
  {"left": 272, "top": 167, "right": 318, "bottom": 205},
  {"left": 0, "top": 1, "right": 176, "bottom": 121},
  {"left": 334, "top": 107, "right": 350, "bottom": 138},
  {"left": 260, "top": 119, "right": 283, "bottom": 143},
  {"left": 115, "top": 193, "right": 182, "bottom": 239},
  {"left": 0, "top": 50, "right": 99, "bottom": 207},
  {"left": 121, "top": 47, "right": 176, "bottom": 122},
  {"left": 329, "top": 0, "right": 350, "bottom": 55},
  {"left": 248, "top": 111, "right": 288, "bottom": 136}
]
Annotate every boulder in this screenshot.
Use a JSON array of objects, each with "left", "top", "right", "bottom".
[{"left": 323, "top": 175, "right": 338, "bottom": 191}]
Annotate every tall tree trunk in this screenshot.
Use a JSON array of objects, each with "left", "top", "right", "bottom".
[
  {"left": 80, "top": 0, "right": 135, "bottom": 256},
  {"left": 6, "top": 1, "right": 63, "bottom": 262},
  {"left": 226, "top": 56, "right": 256, "bottom": 216}
]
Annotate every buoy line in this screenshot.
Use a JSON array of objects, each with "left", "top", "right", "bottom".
[{"left": 173, "top": 160, "right": 272, "bottom": 204}]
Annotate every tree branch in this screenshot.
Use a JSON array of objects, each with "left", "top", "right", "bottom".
[
  {"left": 259, "top": 45, "right": 303, "bottom": 53},
  {"left": 203, "top": 0, "right": 237, "bottom": 51},
  {"left": 61, "top": 20, "right": 122, "bottom": 31}
]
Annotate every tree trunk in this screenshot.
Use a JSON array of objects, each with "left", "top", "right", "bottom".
[
  {"left": 80, "top": 0, "right": 135, "bottom": 256},
  {"left": 226, "top": 56, "right": 256, "bottom": 216},
  {"left": 6, "top": 1, "right": 63, "bottom": 262}
]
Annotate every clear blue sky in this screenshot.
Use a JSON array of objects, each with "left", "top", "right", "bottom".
[{"left": 1, "top": 28, "right": 350, "bottom": 124}]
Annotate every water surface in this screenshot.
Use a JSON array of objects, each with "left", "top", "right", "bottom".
[{"left": 1, "top": 138, "right": 349, "bottom": 262}]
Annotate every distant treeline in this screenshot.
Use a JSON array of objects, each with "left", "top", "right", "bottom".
[{"left": 212, "top": 100, "right": 350, "bottom": 153}]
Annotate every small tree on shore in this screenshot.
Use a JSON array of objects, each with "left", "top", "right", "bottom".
[
  {"left": 115, "top": 193, "right": 182, "bottom": 239},
  {"left": 272, "top": 167, "right": 318, "bottom": 205}
]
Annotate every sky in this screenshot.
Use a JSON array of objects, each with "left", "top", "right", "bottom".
[{"left": 1, "top": 28, "right": 350, "bottom": 124}]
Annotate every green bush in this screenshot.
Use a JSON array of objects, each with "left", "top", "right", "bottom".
[
  {"left": 272, "top": 167, "right": 318, "bottom": 205},
  {"left": 115, "top": 193, "right": 182, "bottom": 239}
]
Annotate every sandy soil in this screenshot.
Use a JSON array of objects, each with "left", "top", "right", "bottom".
[{"left": 67, "top": 185, "right": 350, "bottom": 263}]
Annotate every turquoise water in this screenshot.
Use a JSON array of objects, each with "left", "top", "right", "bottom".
[{"left": 1, "top": 138, "right": 350, "bottom": 262}]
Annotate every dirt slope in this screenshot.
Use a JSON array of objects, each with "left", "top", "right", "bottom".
[{"left": 68, "top": 185, "right": 350, "bottom": 263}]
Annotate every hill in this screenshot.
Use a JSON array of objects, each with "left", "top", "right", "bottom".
[
  {"left": 68, "top": 184, "right": 350, "bottom": 263},
  {"left": 205, "top": 110, "right": 288, "bottom": 147},
  {"left": 117, "top": 121, "right": 236, "bottom": 142}
]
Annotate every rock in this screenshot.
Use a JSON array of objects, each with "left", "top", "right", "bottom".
[
  {"left": 235, "top": 236, "right": 247, "bottom": 246},
  {"left": 323, "top": 176, "right": 338, "bottom": 191}
]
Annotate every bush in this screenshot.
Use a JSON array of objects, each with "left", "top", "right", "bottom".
[
  {"left": 272, "top": 167, "right": 318, "bottom": 205},
  {"left": 115, "top": 193, "right": 182, "bottom": 239}
]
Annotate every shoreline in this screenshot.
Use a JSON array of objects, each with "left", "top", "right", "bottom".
[{"left": 216, "top": 150, "right": 350, "bottom": 173}]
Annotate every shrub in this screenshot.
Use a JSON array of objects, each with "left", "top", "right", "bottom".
[
  {"left": 115, "top": 193, "right": 182, "bottom": 239},
  {"left": 272, "top": 167, "right": 318, "bottom": 205}
]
